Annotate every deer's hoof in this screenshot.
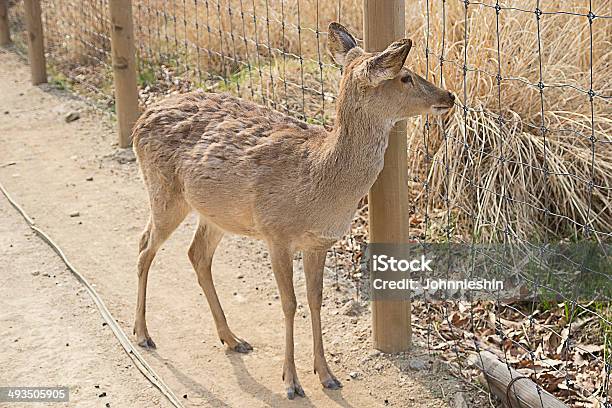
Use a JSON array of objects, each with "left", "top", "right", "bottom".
[
  {"left": 232, "top": 340, "right": 253, "bottom": 354},
  {"left": 286, "top": 383, "right": 306, "bottom": 400},
  {"left": 137, "top": 336, "right": 156, "bottom": 349},
  {"left": 322, "top": 377, "right": 342, "bottom": 390}
]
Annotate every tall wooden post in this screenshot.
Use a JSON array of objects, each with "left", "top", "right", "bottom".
[
  {"left": 23, "top": 0, "right": 46, "bottom": 84},
  {"left": 0, "top": 0, "right": 11, "bottom": 46},
  {"left": 364, "top": 0, "right": 411, "bottom": 353},
  {"left": 108, "top": 0, "right": 139, "bottom": 148}
]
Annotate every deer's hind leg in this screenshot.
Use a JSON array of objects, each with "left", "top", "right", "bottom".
[
  {"left": 188, "top": 218, "right": 252, "bottom": 353},
  {"left": 134, "top": 188, "right": 190, "bottom": 349}
]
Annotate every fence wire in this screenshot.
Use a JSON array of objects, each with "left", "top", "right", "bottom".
[
  {"left": 410, "top": 1, "right": 611, "bottom": 407},
  {"left": 128, "top": 0, "right": 357, "bottom": 125},
  {"left": 5, "top": 0, "right": 612, "bottom": 406}
]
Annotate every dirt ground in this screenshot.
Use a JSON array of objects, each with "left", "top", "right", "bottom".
[{"left": 0, "top": 49, "right": 480, "bottom": 407}]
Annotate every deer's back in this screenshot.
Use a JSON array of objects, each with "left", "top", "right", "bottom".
[{"left": 133, "top": 90, "right": 312, "bottom": 155}]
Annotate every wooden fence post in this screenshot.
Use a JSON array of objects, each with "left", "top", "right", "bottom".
[
  {"left": 0, "top": 0, "right": 10, "bottom": 46},
  {"left": 23, "top": 0, "right": 46, "bottom": 84},
  {"left": 108, "top": 0, "right": 139, "bottom": 148},
  {"left": 364, "top": 0, "right": 411, "bottom": 353}
]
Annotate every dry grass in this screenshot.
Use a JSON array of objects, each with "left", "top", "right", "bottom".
[
  {"left": 9, "top": 0, "right": 612, "bottom": 241},
  {"left": 405, "top": 0, "right": 612, "bottom": 241}
]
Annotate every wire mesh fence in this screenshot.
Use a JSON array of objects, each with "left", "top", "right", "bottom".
[
  {"left": 131, "top": 0, "right": 355, "bottom": 125},
  {"left": 6, "top": 0, "right": 114, "bottom": 103},
  {"left": 407, "top": 1, "right": 611, "bottom": 406},
  {"left": 5, "top": 0, "right": 612, "bottom": 406}
]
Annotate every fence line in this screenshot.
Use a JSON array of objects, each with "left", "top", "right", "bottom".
[
  {"left": 0, "top": 0, "right": 10, "bottom": 45},
  {"left": 107, "top": 0, "right": 139, "bottom": 147},
  {"left": 5, "top": 0, "right": 612, "bottom": 405}
]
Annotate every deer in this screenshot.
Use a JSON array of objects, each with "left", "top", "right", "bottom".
[{"left": 131, "top": 22, "right": 455, "bottom": 399}]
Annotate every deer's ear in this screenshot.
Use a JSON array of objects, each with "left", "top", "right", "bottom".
[
  {"left": 365, "top": 39, "right": 412, "bottom": 85},
  {"left": 328, "top": 22, "right": 360, "bottom": 66}
]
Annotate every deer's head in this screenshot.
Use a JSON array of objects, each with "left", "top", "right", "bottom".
[{"left": 328, "top": 22, "right": 455, "bottom": 122}]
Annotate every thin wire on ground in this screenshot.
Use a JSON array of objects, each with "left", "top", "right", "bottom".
[{"left": 0, "top": 180, "right": 185, "bottom": 408}]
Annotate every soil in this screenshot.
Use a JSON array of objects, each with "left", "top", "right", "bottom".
[{"left": 0, "top": 48, "right": 482, "bottom": 407}]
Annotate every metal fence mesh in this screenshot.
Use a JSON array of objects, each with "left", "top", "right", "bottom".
[
  {"left": 6, "top": 0, "right": 612, "bottom": 406},
  {"left": 130, "top": 0, "right": 359, "bottom": 124},
  {"left": 410, "top": 1, "right": 611, "bottom": 406}
]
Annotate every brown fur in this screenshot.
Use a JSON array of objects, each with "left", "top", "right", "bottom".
[{"left": 132, "top": 22, "right": 455, "bottom": 398}]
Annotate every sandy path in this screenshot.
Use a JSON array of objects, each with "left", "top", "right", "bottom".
[
  {"left": 0, "top": 193, "right": 170, "bottom": 407},
  {"left": 0, "top": 49, "right": 473, "bottom": 407}
]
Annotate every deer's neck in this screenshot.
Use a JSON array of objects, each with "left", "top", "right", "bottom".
[{"left": 317, "top": 106, "right": 394, "bottom": 200}]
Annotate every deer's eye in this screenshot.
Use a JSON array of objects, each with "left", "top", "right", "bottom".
[{"left": 401, "top": 75, "right": 414, "bottom": 85}]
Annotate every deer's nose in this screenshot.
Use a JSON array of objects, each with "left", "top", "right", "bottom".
[{"left": 448, "top": 92, "right": 455, "bottom": 102}]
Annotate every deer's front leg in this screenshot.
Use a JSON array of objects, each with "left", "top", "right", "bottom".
[
  {"left": 269, "top": 242, "right": 305, "bottom": 399},
  {"left": 304, "top": 250, "right": 342, "bottom": 390}
]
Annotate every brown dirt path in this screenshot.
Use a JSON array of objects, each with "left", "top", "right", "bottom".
[
  {"left": 0, "top": 187, "right": 170, "bottom": 408},
  {"left": 0, "top": 49, "right": 477, "bottom": 408}
]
